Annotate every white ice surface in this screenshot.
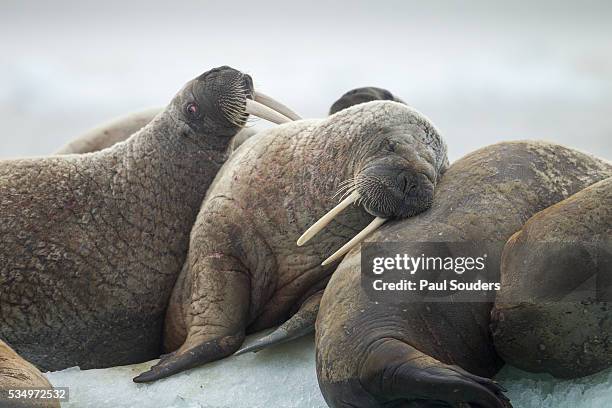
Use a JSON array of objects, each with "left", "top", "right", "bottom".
[
  {"left": 47, "top": 333, "right": 325, "bottom": 408},
  {"left": 46, "top": 332, "right": 612, "bottom": 408}
]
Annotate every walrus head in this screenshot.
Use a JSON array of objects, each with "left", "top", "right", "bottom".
[
  {"left": 353, "top": 133, "right": 437, "bottom": 218},
  {"left": 329, "top": 86, "right": 405, "bottom": 115},
  {"left": 173, "top": 65, "right": 300, "bottom": 136},
  {"left": 298, "top": 101, "right": 448, "bottom": 265}
]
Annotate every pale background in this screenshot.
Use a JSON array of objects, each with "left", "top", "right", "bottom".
[
  {"left": 2, "top": 2, "right": 612, "bottom": 407},
  {"left": 1, "top": 0, "right": 611, "bottom": 161}
]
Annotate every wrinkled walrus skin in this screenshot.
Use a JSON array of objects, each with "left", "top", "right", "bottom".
[
  {"left": 133, "top": 100, "right": 449, "bottom": 382},
  {"left": 0, "top": 340, "right": 59, "bottom": 408},
  {"left": 315, "top": 141, "right": 612, "bottom": 408},
  {"left": 0, "top": 66, "right": 259, "bottom": 371},
  {"left": 492, "top": 176, "right": 611, "bottom": 378}
]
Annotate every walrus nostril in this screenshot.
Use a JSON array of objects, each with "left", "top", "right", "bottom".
[
  {"left": 397, "top": 173, "right": 409, "bottom": 192},
  {"left": 242, "top": 74, "right": 254, "bottom": 94},
  {"left": 396, "top": 173, "right": 417, "bottom": 195}
]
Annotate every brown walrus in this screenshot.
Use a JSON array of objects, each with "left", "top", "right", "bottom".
[
  {"left": 0, "top": 340, "right": 59, "bottom": 408},
  {"left": 315, "top": 141, "right": 612, "bottom": 407},
  {"left": 492, "top": 176, "right": 611, "bottom": 378},
  {"left": 0, "top": 66, "right": 297, "bottom": 374},
  {"left": 232, "top": 86, "right": 411, "bottom": 356},
  {"left": 133, "top": 100, "right": 449, "bottom": 382}
]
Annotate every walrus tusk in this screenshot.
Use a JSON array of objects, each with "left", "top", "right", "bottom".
[
  {"left": 321, "top": 216, "right": 387, "bottom": 266},
  {"left": 297, "top": 191, "right": 361, "bottom": 246},
  {"left": 254, "top": 91, "right": 302, "bottom": 121},
  {"left": 245, "top": 99, "right": 293, "bottom": 124}
]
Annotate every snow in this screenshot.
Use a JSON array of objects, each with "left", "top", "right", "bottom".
[
  {"left": 46, "top": 334, "right": 325, "bottom": 408},
  {"left": 46, "top": 333, "right": 612, "bottom": 408}
]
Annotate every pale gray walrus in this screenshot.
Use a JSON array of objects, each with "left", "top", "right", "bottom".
[
  {"left": 0, "top": 340, "right": 59, "bottom": 408},
  {"left": 133, "top": 99, "right": 449, "bottom": 382},
  {"left": 315, "top": 141, "right": 612, "bottom": 407},
  {"left": 0, "top": 66, "right": 299, "bottom": 372},
  {"left": 55, "top": 108, "right": 258, "bottom": 154},
  {"left": 492, "top": 176, "right": 611, "bottom": 378}
]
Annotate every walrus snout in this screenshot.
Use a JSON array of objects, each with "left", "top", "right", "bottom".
[
  {"left": 357, "top": 167, "right": 435, "bottom": 219},
  {"left": 242, "top": 72, "right": 254, "bottom": 94},
  {"left": 189, "top": 66, "right": 300, "bottom": 129}
]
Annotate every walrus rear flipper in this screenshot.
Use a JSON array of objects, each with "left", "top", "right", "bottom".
[
  {"left": 234, "top": 290, "right": 323, "bottom": 356},
  {"left": 360, "top": 339, "right": 511, "bottom": 408}
]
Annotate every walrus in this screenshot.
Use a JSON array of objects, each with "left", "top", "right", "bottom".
[
  {"left": 231, "top": 86, "right": 411, "bottom": 356},
  {"left": 329, "top": 87, "right": 405, "bottom": 115},
  {"left": 0, "top": 65, "right": 298, "bottom": 372},
  {"left": 55, "top": 109, "right": 260, "bottom": 155},
  {"left": 133, "top": 100, "right": 449, "bottom": 382},
  {"left": 491, "top": 176, "right": 611, "bottom": 378},
  {"left": 0, "top": 340, "right": 59, "bottom": 408},
  {"left": 55, "top": 108, "right": 161, "bottom": 154},
  {"left": 315, "top": 141, "right": 612, "bottom": 407}
]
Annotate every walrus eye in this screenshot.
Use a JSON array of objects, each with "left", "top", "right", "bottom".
[
  {"left": 186, "top": 102, "right": 200, "bottom": 117},
  {"left": 387, "top": 141, "right": 397, "bottom": 152}
]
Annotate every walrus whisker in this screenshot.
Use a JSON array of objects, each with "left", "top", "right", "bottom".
[
  {"left": 245, "top": 99, "right": 293, "bottom": 125},
  {"left": 337, "top": 186, "right": 359, "bottom": 203},
  {"left": 336, "top": 178, "right": 356, "bottom": 189},
  {"left": 297, "top": 190, "right": 360, "bottom": 246},
  {"left": 253, "top": 91, "right": 302, "bottom": 121},
  {"left": 333, "top": 179, "right": 357, "bottom": 200},
  {"left": 321, "top": 216, "right": 387, "bottom": 266}
]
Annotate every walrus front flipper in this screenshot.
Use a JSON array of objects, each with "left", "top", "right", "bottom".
[
  {"left": 132, "top": 333, "right": 244, "bottom": 383},
  {"left": 133, "top": 253, "right": 251, "bottom": 383},
  {"left": 360, "top": 339, "right": 511, "bottom": 408},
  {"left": 234, "top": 290, "right": 323, "bottom": 356}
]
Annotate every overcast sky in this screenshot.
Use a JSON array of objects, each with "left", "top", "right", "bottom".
[{"left": 1, "top": 0, "right": 610, "bottom": 160}]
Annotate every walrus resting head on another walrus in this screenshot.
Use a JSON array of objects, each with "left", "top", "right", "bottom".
[
  {"left": 315, "top": 141, "right": 611, "bottom": 408},
  {"left": 0, "top": 66, "right": 299, "bottom": 373},
  {"left": 133, "top": 100, "right": 449, "bottom": 382},
  {"left": 227, "top": 86, "right": 412, "bottom": 357}
]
